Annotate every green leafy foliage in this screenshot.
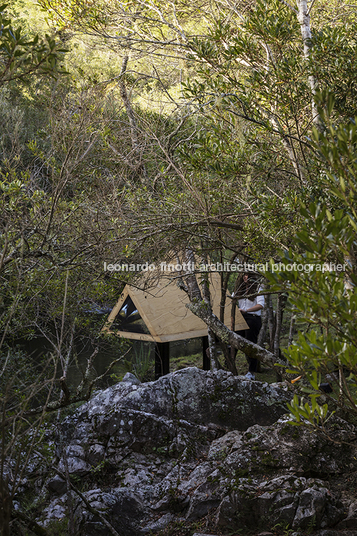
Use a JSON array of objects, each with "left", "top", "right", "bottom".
[
  {"left": 0, "top": 3, "right": 67, "bottom": 85},
  {"left": 287, "top": 394, "right": 330, "bottom": 426},
  {"left": 267, "top": 100, "right": 357, "bottom": 425}
]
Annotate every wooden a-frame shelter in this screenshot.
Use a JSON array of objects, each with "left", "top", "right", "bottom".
[{"left": 103, "top": 273, "right": 248, "bottom": 378}]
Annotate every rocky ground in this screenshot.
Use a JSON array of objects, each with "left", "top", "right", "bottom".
[{"left": 19, "top": 368, "right": 357, "bottom": 535}]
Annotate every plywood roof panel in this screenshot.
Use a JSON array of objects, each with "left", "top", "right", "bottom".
[{"left": 103, "top": 272, "right": 248, "bottom": 342}]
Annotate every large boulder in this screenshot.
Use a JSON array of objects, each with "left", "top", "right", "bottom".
[{"left": 63, "top": 367, "right": 292, "bottom": 439}]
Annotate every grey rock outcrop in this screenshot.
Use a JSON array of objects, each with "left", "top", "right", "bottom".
[{"left": 35, "top": 368, "right": 357, "bottom": 535}]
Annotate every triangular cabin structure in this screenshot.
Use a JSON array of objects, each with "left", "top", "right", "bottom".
[{"left": 103, "top": 272, "right": 248, "bottom": 378}]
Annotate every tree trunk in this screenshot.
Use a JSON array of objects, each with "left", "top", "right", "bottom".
[
  {"left": 0, "top": 476, "right": 11, "bottom": 536},
  {"left": 274, "top": 293, "right": 288, "bottom": 381},
  {"left": 257, "top": 302, "right": 268, "bottom": 347},
  {"left": 274, "top": 293, "right": 287, "bottom": 358},
  {"left": 219, "top": 255, "right": 239, "bottom": 374},
  {"left": 201, "top": 267, "right": 221, "bottom": 370},
  {"left": 288, "top": 314, "right": 295, "bottom": 346},
  {"left": 267, "top": 294, "right": 275, "bottom": 352},
  {"left": 119, "top": 56, "right": 148, "bottom": 182},
  {"left": 270, "top": 115, "right": 305, "bottom": 182},
  {"left": 296, "top": 0, "right": 321, "bottom": 129}
]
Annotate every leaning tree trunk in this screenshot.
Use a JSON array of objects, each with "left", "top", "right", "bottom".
[
  {"left": 183, "top": 266, "right": 290, "bottom": 376},
  {"left": 188, "top": 297, "right": 290, "bottom": 374}
]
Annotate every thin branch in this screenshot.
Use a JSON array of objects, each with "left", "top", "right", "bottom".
[
  {"left": 277, "top": 0, "right": 298, "bottom": 13},
  {"left": 33, "top": 451, "right": 121, "bottom": 536}
]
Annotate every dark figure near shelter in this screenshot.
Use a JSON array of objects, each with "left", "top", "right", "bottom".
[{"left": 234, "top": 273, "right": 264, "bottom": 380}]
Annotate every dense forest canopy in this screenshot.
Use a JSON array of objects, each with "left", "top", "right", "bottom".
[
  {"left": 1, "top": 0, "right": 357, "bottom": 375},
  {"left": 2, "top": 0, "right": 357, "bottom": 531}
]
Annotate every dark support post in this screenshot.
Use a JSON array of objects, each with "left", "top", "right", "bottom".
[
  {"left": 202, "top": 336, "right": 210, "bottom": 370},
  {"left": 155, "top": 342, "right": 170, "bottom": 379}
]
